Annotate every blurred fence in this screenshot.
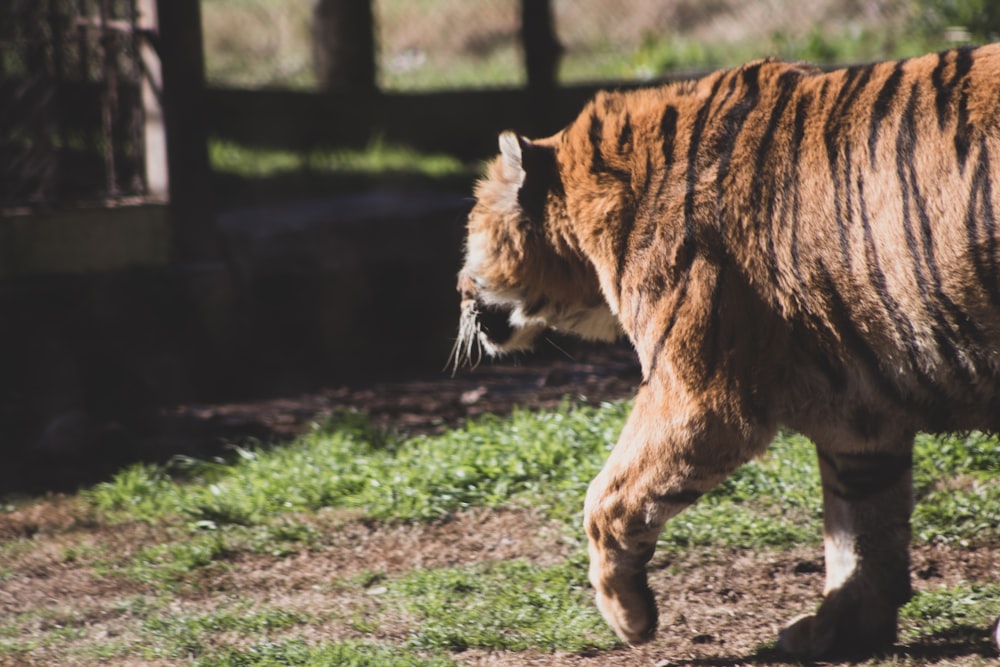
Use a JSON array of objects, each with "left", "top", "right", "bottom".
[
  {"left": 201, "top": 0, "right": 920, "bottom": 92},
  {"left": 0, "top": 0, "right": 150, "bottom": 210}
]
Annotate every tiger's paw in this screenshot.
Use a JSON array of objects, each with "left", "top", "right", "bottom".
[
  {"left": 592, "top": 571, "right": 658, "bottom": 645},
  {"left": 777, "top": 611, "right": 896, "bottom": 660}
]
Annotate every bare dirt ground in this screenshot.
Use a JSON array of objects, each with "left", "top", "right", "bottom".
[{"left": 3, "top": 345, "right": 999, "bottom": 665}]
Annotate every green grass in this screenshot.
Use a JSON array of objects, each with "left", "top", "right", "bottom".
[
  {"left": 561, "top": 24, "right": 945, "bottom": 85},
  {"left": 89, "top": 403, "right": 1000, "bottom": 554},
  {"left": 6, "top": 400, "right": 999, "bottom": 664},
  {"left": 394, "top": 558, "right": 617, "bottom": 652},
  {"left": 901, "top": 583, "right": 1000, "bottom": 642},
  {"left": 209, "top": 138, "right": 470, "bottom": 181},
  {"left": 198, "top": 639, "right": 459, "bottom": 667},
  {"left": 207, "top": 136, "right": 477, "bottom": 204},
  {"left": 87, "top": 404, "right": 625, "bottom": 527}
]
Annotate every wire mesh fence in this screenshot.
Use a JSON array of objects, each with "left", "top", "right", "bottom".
[
  {"left": 199, "top": 0, "right": 962, "bottom": 92},
  {"left": 0, "top": 0, "right": 149, "bottom": 210}
]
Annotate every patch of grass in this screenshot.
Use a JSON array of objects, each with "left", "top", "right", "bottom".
[
  {"left": 658, "top": 431, "right": 822, "bottom": 550},
  {"left": 913, "top": 432, "right": 1000, "bottom": 546},
  {"left": 209, "top": 138, "right": 471, "bottom": 180},
  {"left": 897, "top": 582, "right": 1000, "bottom": 663},
  {"left": 393, "top": 558, "right": 618, "bottom": 652},
  {"left": 88, "top": 404, "right": 1000, "bottom": 561},
  {"left": 123, "top": 530, "right": 234, "bottom": 587},
  {"left": 141, "top": 607, "right": 314, "bottom": 661},
  {"left": 87, "top": 404, "right": 626, "bottom": 527},
  {"left": 197, "top": 638, "right": 458, "bottom": 667}
]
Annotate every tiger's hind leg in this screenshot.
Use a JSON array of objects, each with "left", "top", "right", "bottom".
[
  {"left": 778, "top": 438, "right": 915, "bottom": 659},
  {"left": 584, "top": 382, "right": 770, "bottom": 645}
]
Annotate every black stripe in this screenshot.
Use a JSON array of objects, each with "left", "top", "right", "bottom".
[
  {"left": 814, "top": 262, "right": 906, "bottom": 407},
  {"left": 588, "top": 105, "right": 635, "bottom": 299},
  {"left": 702, "top": 63, "right": 763, "bottom": 294},
  {"left": 632, "top": 152, "right": 660, "bottom": 258},
  {"left": 932, "top": 47, "right": 975, "bottom": 129},
  {"left": 894, "top": 84, "right": 967, "bottom": 384},
  {"left": 788, "top": 94, "right": 811, "bottom": 284},
  {"left": 588, "top": 107, "right": 603, "bottom": 164},
  {"left": 628, "top": 155, "right": 669, "bottom": 330},
  {"left": 818, "top": 450, "right": 912, "bottom": 501},
  {"left": 931, "top": 51, "right": 950, "bottom": 129},
  {"left": 721, "top": 69, "right": 797, "bottom": 268},
  {"left": 680, "top": 72, "right": 736, "bottom": 275},
  {"left": 968, "top": 137, "right": 1000, "bottom": 310},
  {"left": 523, "top": 296, "right": 549, "bottom": 317},
  {"left": 700, "top": 265, "right": 725, "bottom": 382},
  {"left": 897, "top": 82, "right": 982, "bottom": 383},
  {"left": 655, "top": 490, "right": 703, "bottom": 505},
  {"left": 955, "top": 87, "right": 974, "bottom": 171},
  {"left": 645, "top": 270, "right": 691, "bottom": 381},
  {"left": 588, "top": 107, "right": 631, "bottom": 186},
  {"left": 661, "top": 105, "right": 678, "bottom": 165},
  {"left": 869, "top": 60, "right": 905, "bottom": 164},
  {"left": 824, "top": 64, "right": 875, "bottom": 272},
  {"left": 617, "top": 112, "right": 633, "bottom": 152},
  {"left": 752, "top": 72, "right": 800, "bottom": 197},
  {"left": 631, "top": 104, "right": 678, "bottom": 254},
  {"left": 614, "top": 222, "right": 637, "bottom": 300},
  {"left": 857, "top": 167, "right": 928, "bottom": 384},
  {"left": 952, "top": 47, "right": 975, "bottom": 169}
]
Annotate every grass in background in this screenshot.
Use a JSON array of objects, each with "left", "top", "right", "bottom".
[
  {"left": 207, "top": 136, "right": 478, "bottom": 205},
  {"left": 209, "top": 138, "right": 471, "bottom": 181}
]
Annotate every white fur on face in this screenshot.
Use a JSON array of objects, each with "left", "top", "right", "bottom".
[{"left": 454, "top": 227, "right": 622, "bottom": 370}]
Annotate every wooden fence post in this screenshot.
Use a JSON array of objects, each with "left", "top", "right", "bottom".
[
  {"left": 312, "top": 0, "right": 378, "bottom": 93},
  {"left": 155, "top": 0, "right": 216, "bottom": 260},
  {"left": 521, "top": 0, "right": 562, "bottom": 133}
]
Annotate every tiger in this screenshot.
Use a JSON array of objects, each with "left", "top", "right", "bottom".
[{"left": 450, "top": 42, "right": 1000, "bottom": 659}]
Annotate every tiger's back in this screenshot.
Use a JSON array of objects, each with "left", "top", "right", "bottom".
[
  {"left": 556, "top": 45, "right": 1000, "bottom": 435},
  {"left": 453, "top": 43, "right": 1000, "bottom": 659}
]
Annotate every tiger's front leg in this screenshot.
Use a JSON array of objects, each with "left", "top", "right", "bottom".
[
  {"left": 583, "top": 382, "right": 770, "bottom": 644},
  {"left": 778, "top": 437, "right": 915, "bottom": 659}
]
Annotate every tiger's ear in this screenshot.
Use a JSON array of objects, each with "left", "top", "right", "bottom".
[
  {"left": 498, "top": 131, "right": 527, "bottom": 186},
  {"left": 498, "top": 131, "right": 558, "bottom": 222}
]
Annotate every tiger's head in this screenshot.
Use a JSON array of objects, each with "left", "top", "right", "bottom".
[{"left": 450, "top": 131, "right": 621, "bottom": 371}]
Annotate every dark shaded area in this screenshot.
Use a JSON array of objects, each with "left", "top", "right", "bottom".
[
  {"left": 0, "top": 189, "right": 480, "bottom": 495},
  {"left": 1, "top": 340, "right": 641, "bottom": 495}
]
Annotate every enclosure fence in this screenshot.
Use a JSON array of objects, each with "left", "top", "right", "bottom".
[
  {"left": 0, "top": 0, "right": 149, "bottom": 210},
  {"left": 202, "top": 0, "right": 920, "bottom": 92}
]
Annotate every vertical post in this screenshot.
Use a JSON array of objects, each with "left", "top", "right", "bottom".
[
  {"left": 98, "top": 0, "right": 119, "bottom": 196},
  {"left": 137, "top": 0, "right": 167, "bottom": 201},
  {"left": 520, "top": 0, "right": 561, "bottom": 133},
  {"left": 156, "top": 0, "right": 216, "bottom": 260},
  {"left": 312, "top": 0, "right": 377, "bottom": 93}
]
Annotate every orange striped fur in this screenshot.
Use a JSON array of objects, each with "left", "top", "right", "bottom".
[{"left": 453, "top": 44, "right": 1000, "bottom": 658}]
